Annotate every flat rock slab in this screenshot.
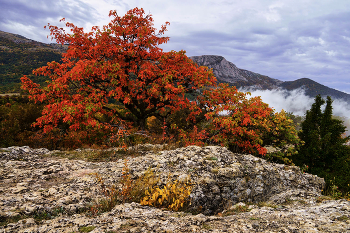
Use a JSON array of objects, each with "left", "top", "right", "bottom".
[
  {"left": 1, "top": 201, "right": 350, "bottom": 232},
  {"left": 0, "top": 145, "right": 349, "bottom": 232}
]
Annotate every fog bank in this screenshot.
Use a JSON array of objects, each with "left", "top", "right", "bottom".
[{"left": 241, "top": 87, "right": 350, "bottom": 134}]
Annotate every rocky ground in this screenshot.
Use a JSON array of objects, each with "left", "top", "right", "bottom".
[{"left": 0, "top": 145, "right": 349, "bottom": 232}]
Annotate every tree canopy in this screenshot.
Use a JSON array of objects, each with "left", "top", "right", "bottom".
[{"left": 21, "top": 7, "right": 216, "bottom": 133}]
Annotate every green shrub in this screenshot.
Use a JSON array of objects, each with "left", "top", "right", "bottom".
[{"left": 0, "top": 95, "right": 43, "bottom": 147}]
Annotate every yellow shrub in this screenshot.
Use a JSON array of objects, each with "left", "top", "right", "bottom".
[
  {"left": 91, "top": 161, "right": 192, "bottom": 215},
  {"left": 140, "top": 179, "right": 192, "bottom": 211}
]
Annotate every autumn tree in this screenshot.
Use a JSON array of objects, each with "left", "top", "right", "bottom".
[
  {"left": 21, "top": 7, "right": 300, "bottom": 154},
  {"left": 21, "top": 8, "right": 216, "bottom": 139},
  {"left": 200, "top": 84, "right": 273, "bottom": 155},
  {"left": 260, "top": 110, "right": 300, "bottom": 164}
]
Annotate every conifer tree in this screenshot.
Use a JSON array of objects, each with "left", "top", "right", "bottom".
[
  {"left": 319, "top": 96, "right": 349, "bottom": 169},
  {"left": 295, "top": 95, "right": 349, "bottom": 171},
  {"left": 294, "top": 95, "right": 350, "bottom": 195},
  {"left": 295, "top": 95, "right": 325, "bottom": 169}
]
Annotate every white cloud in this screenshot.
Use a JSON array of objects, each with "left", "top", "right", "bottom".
[
  {"left": 243, "top": 88, "right": 314, "bottom": 116},
  {"left": 244, "top": 88, "right": 350, "bottom": 134}
]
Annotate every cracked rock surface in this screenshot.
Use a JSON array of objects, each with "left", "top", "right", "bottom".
[{"left": 0, "top": 145, "right": 349, "bottom": 232}]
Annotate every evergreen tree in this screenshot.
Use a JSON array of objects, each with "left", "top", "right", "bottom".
[
  {"left": 296, "top": 95, "right": 325, "bottom": 169},
  {"left": 319, "top": 96, "right": 349, "bottom": 169},
  {"left": 294, "top": 95, "right": 350, "bottom": 195}
]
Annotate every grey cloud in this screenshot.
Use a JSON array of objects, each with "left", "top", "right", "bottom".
[
  {"left": 250, "top": 27, "right": 275, "bottom": 36},
  {"left": 0, "top": 0, "right": 97, "bottom": 42},
  {"left": 245, "top": 88, "right": 350, "bottom": 134},
  {"left": 2, "top": 0, "right": 94, "bottom": 22}
]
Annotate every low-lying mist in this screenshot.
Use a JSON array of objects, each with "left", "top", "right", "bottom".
[{"left": 240, "top": 87, "right": 350, "bottom": 135}]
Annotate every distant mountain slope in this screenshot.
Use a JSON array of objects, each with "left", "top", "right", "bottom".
[
  {"left": 191, "top": 55, "right": 350, "bottom": 103},
  {"left": 190, "top": 55, "right": 283, "bottom": 89},
  {"left": 0, "top": 31, "right": 66, "bottom": 93},
  {"left": 280, "top": 78, "right": 350, "bottom": 101},
  {"left": 0, "top": 31, "right": 68, "bottom": 52}
]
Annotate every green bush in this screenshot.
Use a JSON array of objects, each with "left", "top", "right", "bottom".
[{"left": 0, "top": 95, "right": 43, "bottom": 147}]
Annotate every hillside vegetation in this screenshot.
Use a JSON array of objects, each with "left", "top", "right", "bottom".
[{"left": 0, "top": 31, "right": 66, "bottom": 93}]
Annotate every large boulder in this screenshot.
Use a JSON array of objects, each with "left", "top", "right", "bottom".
[{"left": 123, "top": 145, "right": 324, "bottom": 214}]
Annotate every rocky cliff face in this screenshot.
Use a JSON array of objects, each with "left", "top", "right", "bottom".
[
  {"left": 190, "top": 55, "right": 283, "bottom": 90},
  {"left": 0, "top": 145, "right": 349, "bottom": 232},
  {"left": 190, "top": 55, "right": 248, "bottom": 83}
]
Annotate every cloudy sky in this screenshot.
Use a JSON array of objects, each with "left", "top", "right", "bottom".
[{"left": 1, "top": 0, "right": 350, "bottom": 93}]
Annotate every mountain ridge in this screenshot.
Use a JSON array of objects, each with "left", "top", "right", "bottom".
[
  {"left": 0, "top": 30, "right": 68, "bottom": 52},
  {"left": 190, "top": 55, "right": 350, "bottom": 103},
  {"left": 190, "top": 55, "right": 283, "bottom": 90}
]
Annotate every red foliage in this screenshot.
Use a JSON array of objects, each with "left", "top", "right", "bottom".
[
  {"left": 21, "top": 8, "right": 216, "bottom": 141},
  {"left": 187, "top": 83, "right": 274, "bottom": 155},
  {"left": 20, "top": 7, "right": 287, "bottom": 155}
]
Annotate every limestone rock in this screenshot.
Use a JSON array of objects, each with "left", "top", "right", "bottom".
[
  {"left": 190, "top": 55, "right": 283, "bottom": 89},
  {"left": 0, "top": 145, "right": 349, "bottom": 233}
]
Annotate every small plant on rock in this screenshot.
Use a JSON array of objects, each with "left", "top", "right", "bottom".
[
  {"left": 140, "top": 178, "right": 192, "bottom": 211},
  {"left": 222, "top": 203, "right": 250, "bottom": 216},
  {"left": 90, "top": 161, "right": 192, "bottom": 214},
  {"left": 323, "top": 177, "right": 344, "bottom": 200},
  {"left": 89, "top": 162, "right": 159, "bottom": 215}
]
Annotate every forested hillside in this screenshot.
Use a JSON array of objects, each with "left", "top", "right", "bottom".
[{"left": 0, "top": 31, "right": 66, "bottom": 93}]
